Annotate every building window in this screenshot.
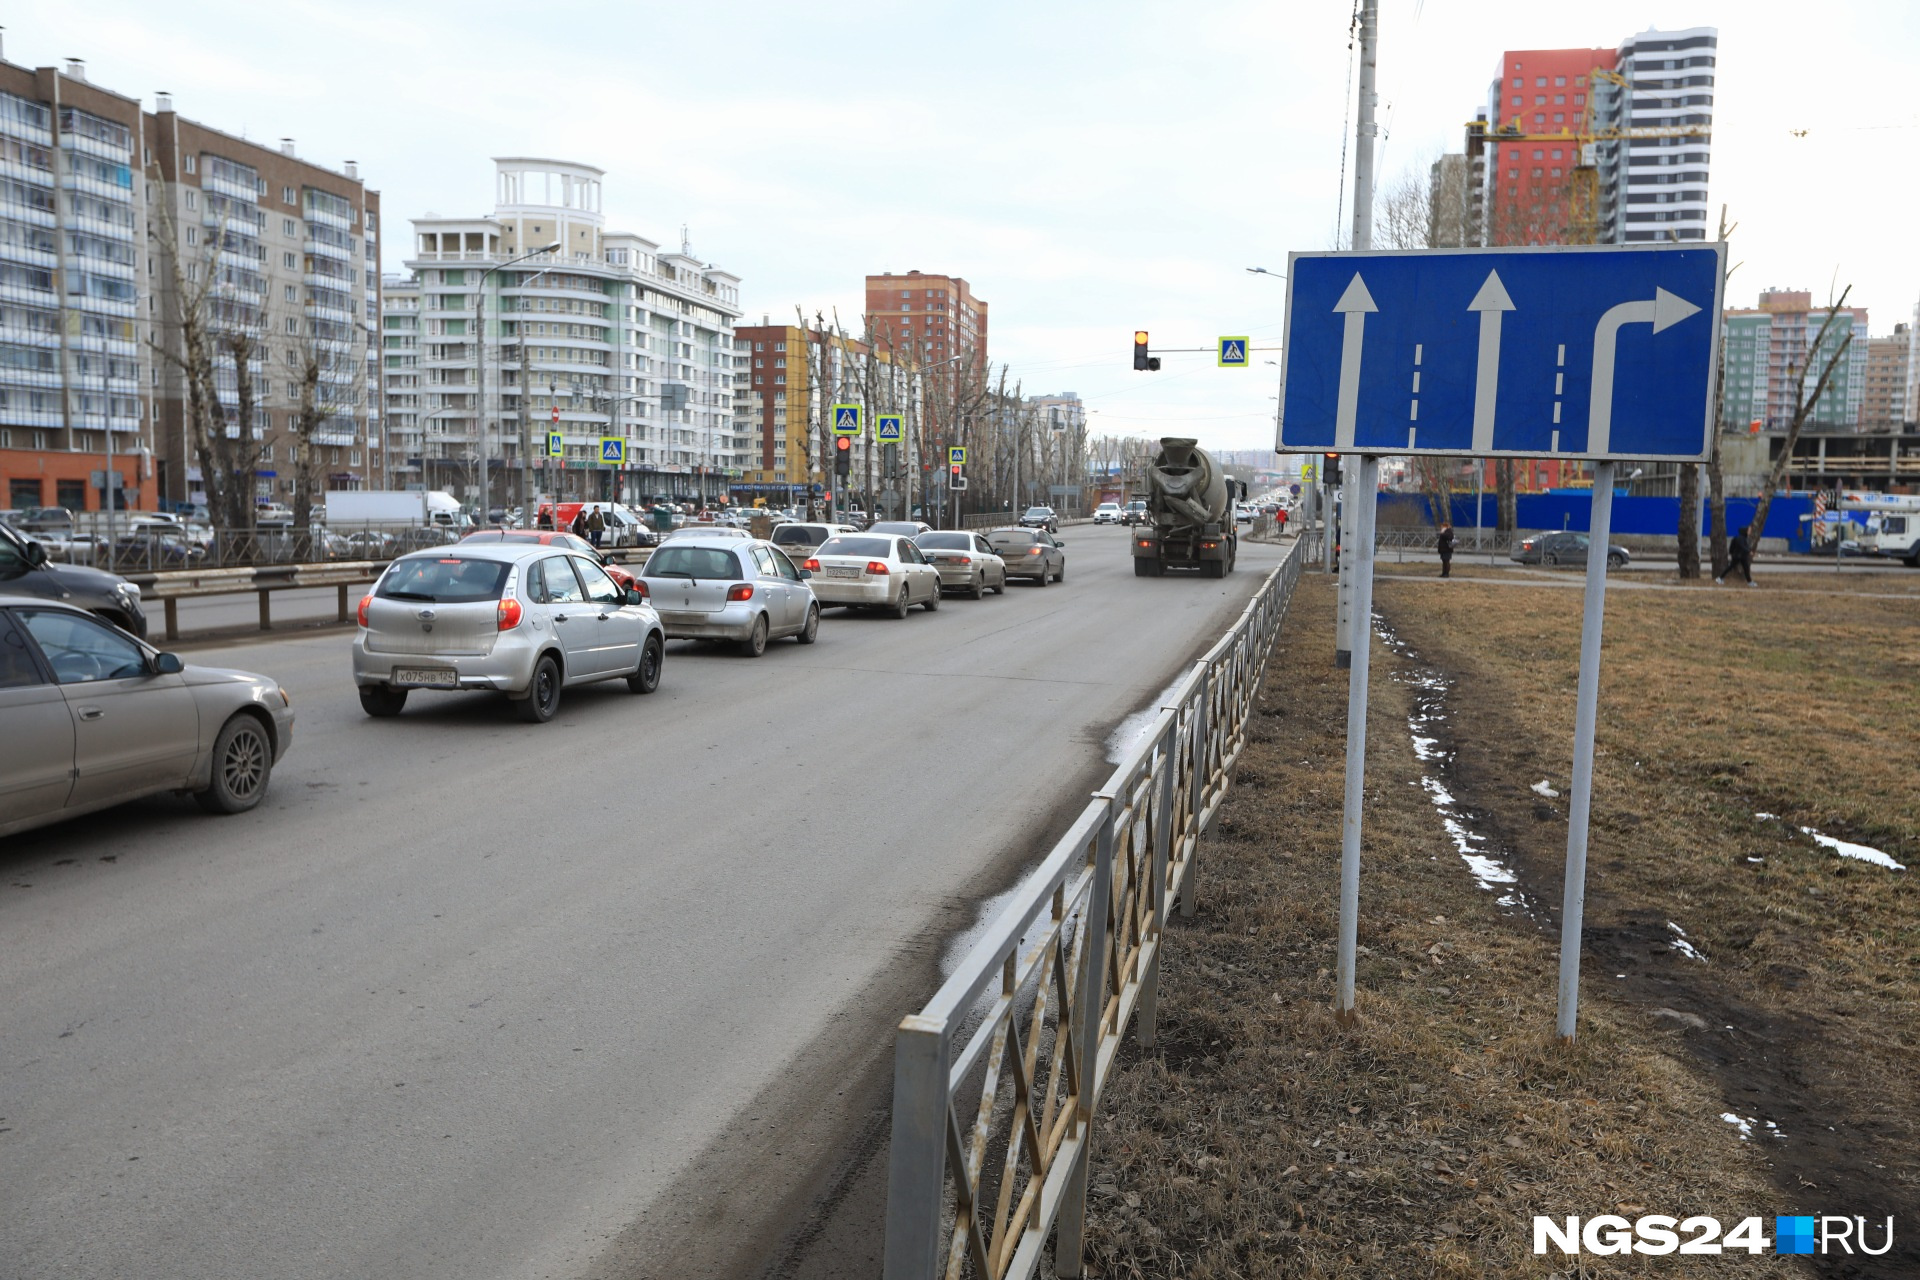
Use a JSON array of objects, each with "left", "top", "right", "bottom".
[
  {"left": 284, "top": 218, "right": 296, "bottom": 236},
  {"left": 284, "top": 252, "right": 296, "bottom": 268},
  {"left": 184, "top": 154, "right": 196, "bottom": 173},
  {"left": 1535, "top": 77, "right": 1546, "bottom": 87},
  {"left": 184, "top": 190, "right": 197, "bottom": 210},
  {"left": 1551, "top": 149, "right": 1563, "bottom": 160},
  {"left": 1532, "top": 149, "right": 1544, "bottom": 160},
  {"left": 1555, "top": 75, "right": 1567, "bottom": 87},
  {"left": 1511, "top": 96, "right": 1521, "bottom": 107},
  {"left": 186, "top": 226, "right": 198, "bottom": 245},
  {"left": 1534, "top": 95, "right": 1546, "bottom": 105},
  {"left": 1555, "top": 94, "right": 1566, "bottom": 104},
  {"left": 1574, "top": 94, "right": 1585, "bottom": 106},
  {"left": 1511, "top": 76, "right": 1522, "bottom": 86}
]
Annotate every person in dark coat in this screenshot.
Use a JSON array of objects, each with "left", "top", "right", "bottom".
[
  {"left": 570, "top": 508, "right": 589, "bottom": 539},
  {"left": 586, "top": 505, "right": 606, "bottom": 549},
  {"left": 1719, "top": 525, "right": 1754, "bottom": 585},
  {"left": 1436, "top": 522, "right": 1456, "bottom": 578}
]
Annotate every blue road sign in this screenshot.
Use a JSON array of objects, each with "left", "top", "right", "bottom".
[
  {"left": 1218, "top": 336, "right": 1249, "bottom": 367},
  {"left": 875, "top": 414, "right": 904, "bottom": 443},
  {"left": 547, "top": 431, "right": 564, "bottom": 458},
  {"left": 1279, "top": 244, "right": 1724, "bottom": 461},
  {"left": 599, "top": 437, "right": 626, "bottom": 464},
  {"left": 832, "top": 404, "right": 862, "bottom": 437}
]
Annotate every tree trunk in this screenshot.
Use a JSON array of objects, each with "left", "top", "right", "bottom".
[
  {"left": 1706, "top": 428, "right": 1728, "bottom": 577},
  {"left": 1495, "top": 458, "right": 1516, "bottom": 534},
  {"left": 1677, "top": 462, "right": 1702, "bottom": 578}
]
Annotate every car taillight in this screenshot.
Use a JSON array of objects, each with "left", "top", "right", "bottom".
[
  {"left": 727, "top": 583, "right": 754, "bottom": 601},
  {"left": 866, "top": 561, "right": 890, "bottom": 575},
  {"left": 1028, "top": 547, "right": 1043, "bottom": 556},
  {"left": 356, "top": 593, "right": 371, "bottom": 627},
  {"left": 498, "top": 597, "right": 523, "bottom": 630},
  {"left": 803, "top": 558, "right": 820, "bottom": 571},
  {"left": 631, "top": 579, "right": 648, "bottom": 598}
]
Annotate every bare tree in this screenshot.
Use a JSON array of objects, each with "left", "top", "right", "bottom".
[
  {"left": 1681, "top": 208, "right": 1738, "bottom": 580},
  {"left": 1745, "top": 285, "right": 1856, "bottom": 550}
]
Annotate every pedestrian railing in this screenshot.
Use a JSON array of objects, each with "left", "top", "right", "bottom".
[{"left": 883, "top": 540, "right": 1304, "bottom": 1280}]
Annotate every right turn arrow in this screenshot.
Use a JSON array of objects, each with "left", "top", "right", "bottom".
[{"left": 1588, "top": 287, "right": 1702, "bottom": 455}]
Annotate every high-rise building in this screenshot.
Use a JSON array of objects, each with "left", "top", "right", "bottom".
[
  {"left": 1480, "top": 46, "right": 1617, "bottom": 245},
  {"left": 145, "top": 107, "right": 381, "bottom": 509},
  {"left": 863, "top": 270, "right": 988, "bottom": 376},
  {"left": 1720, "top": 289, "right": 1870, "bottom": 433},
  {"left": 1861, "top": 324, "right": 1910, "bottom": 432},
  {"left": 0, "top": 58, "right": 152, "bottom": 514},
  {"left": 1596, "top": 26, "right": 1717, "bottom": 244},
  {"left": 377, "top": 273, "right": 419, "bottom": 483},
  {"left": 399, "top": 158, "right": 743, "bottom": 506},
  {"left": 734, "top": 320, "right": 908, "bottom": 514}
]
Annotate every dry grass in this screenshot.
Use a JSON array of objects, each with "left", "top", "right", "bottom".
[{"left": 1079, "top": 570, "right": 1916, "bottom": 1277}]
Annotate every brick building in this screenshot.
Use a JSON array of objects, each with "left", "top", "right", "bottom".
[{"left": 863, "top": 270, "right": 987, "bottom": 377}]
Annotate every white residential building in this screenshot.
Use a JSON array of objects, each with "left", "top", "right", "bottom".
[{"left": 1595, "top": 25, "right": 1717, "bottom": 244}]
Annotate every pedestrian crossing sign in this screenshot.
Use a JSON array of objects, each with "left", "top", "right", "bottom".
[
  {"left": 876, "top": 414, "right": 903, "bottom": 443},
  {"left": 948, "top": 446, "right": 966, "bottom": 465},
  {"left": 832, "top": 404, "right": 862, "bottom": 437},
  {"left": 599, "top": 437, "right": 625, "bottom": 464},
  {"left": 1218, "top": 336, "right": 1250, "bottom": 368},
  {"left": 547, "top": 431, "right": 564, "bottom": 458}
]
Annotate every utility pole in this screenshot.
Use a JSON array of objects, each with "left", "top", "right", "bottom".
[{"left": 1337, "top": 0, "right": 1378, "bottom": 666}]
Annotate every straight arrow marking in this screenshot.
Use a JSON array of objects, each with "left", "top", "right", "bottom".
[
  {"left": 1468, "top": 270, "right": 1515, "bottom": 454},
  {"left": 1588, "top": 286, "right": 1701, "bottom": 454},
  {"left": 1333, "top": 273, "right": 1377, "bottom": 449}
]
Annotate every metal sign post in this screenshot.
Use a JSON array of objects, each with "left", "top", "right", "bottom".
[
  {"left": 1334, "top": 454, "right": 1380, "bottom": 1022},
  {"left": 1556, "top": 460, "right": 1614, "bottom": 1040}
]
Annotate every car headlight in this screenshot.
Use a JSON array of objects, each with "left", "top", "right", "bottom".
[{"left": 114, "top": 581, "right": 142, "bottom": 604}]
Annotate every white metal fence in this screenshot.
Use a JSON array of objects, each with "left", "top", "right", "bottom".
[{"left": 883, "top": 540, "right": 1306, "bottom": 1279}]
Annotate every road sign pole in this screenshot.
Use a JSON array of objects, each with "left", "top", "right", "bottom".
[
  {"left": 1556, "top": 460, "right": 1615, "bottom": 1042},
  {"left": 1351, "top": 0, "right": 1378, "bottom": 252},
  {"left": 1334, "top": 453, "right": 1380, "bottom": 1024}
]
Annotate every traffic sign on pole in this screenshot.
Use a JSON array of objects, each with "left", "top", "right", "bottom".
[
  {"left": 1217, "top": 336, "right": 1249, "bottom": 367},
  {"left": 948, "top": 446, "right": 966, "bottom": 466},
  {"left": 546, "top": 432, "right": 564, "bottom": 458},
  {"left": 551, "top": 406, "right": 561, "bottom": 423},
  {"left": 599, "top": 437, "right": 625, "bottom": 465},
  {"left": 875, "top": 414, "right": 904, "bottom": 443},
  {"left": 832, "top": 404, "right": 862, "bottom": 437},
  {"left": 1279, "top": 244, "right": 1724, "bottom": 460}
]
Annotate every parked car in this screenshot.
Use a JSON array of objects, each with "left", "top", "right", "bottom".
[
  {"left": 110, "top": 530, "right": 210, "bottom": 570},
  {"left": 769, "top": 522, "right": 856, "bottom": 560},
  {"left": 1121, "top": 501, "right": 1150, "bottom": 527},
  {"left": 351, "top": 544, "right": 664, "bottom": 722},
  {"left": 0, "top": 595, "right": 293, "bottom": 837},
  {"left": 803, "top": 533, "right": 941, "bottom": 617},
  {"left": 984, "top": 527, "right": 1067, "bottom": 585},
  {"left": 1018, "top": 506, "right": 1059, "bottom": 532},
  {"left": 1092, "top": 502, "right": 1124, "bottom": 525},
  {"left": 342, "top": 530, "right": 399, "bottom": 560},
  {"left": 1510, "top": 530, "right": 1629, "bottom": 569},
  {"left": 914, "top": 530, "right": 1008, "bottom": 598},
  {"left": 636, "top": 536, "right": 820, "bottom": 654},
  {"left": 458, "top": 528, "right": 640, "bottom": 591},
  {"left": 0, "top": 519, "right": 147, "bottom": 637}
]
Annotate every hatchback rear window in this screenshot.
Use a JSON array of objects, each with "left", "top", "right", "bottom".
[
  {"left": 772, "top": 525, "right": 825, "bottom": 546},
  {"left": 816, "top": 536, "right": 892, "bottom": 558},
  {"left": 646, "top": 546, "right": 744, "bottom": 579},
  {"left": 377, "top": 557, "right": 510, "bottom": 603},
  {"left": 988, "top": 531, "right": 1038, "bottom": 548},
  {"left": 917, "top": 532, "right": 971, "bottom": 550}
]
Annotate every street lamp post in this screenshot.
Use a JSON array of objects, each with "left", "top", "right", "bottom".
[{"left": 475, "top": 240, "right": 560, "bottom": 523}]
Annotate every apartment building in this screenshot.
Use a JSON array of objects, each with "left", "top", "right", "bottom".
[
  {"left": 1861, "top": 324, "right": 1910, "bottom": 432},
  {"left": 397, "top": 158, "right": 743, "bottom": 507},
  {"left": 734, "top": 319, "right": 910, "bottom": 512},
  {"left": 0, "top": 57, "right": 152, "bottom": 513},
  {"left": 1721, "top": 289, "right": 1870, "bottom": 432},
  {"left": 1479, "top": 46, "right": 1617, "bottom": 245},
  {"left": 378, "top": 272, "right": 419, "bottom": 484},
  {"left": 863, "top": 270, "right": 988, "bottom": 377},
  {"left": 1594, "top": 26, "right": 1717, "bottom": 244},
  {"left": 145, "top": 105, "right": 381, "bottom": 508}
]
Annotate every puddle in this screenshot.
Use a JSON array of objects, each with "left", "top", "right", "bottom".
[
  {"left": 1666, "top": 921, "right": 1708, "bottom": 964},
  {"left": 1376, "top": 615, "right": 1540, "bottom": 919},
  {"left": 1105, "top": 668, "right": 1196, "bottom": 764},
  {"left": 1800, "top": 826, "right": 1906, "bottom": 872}
]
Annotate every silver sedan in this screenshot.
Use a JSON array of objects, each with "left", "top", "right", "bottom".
[
  {"left": 0, "top": 594, "right": 295, "bottom": 838},
  {"left": 804, "top": 533, "right": 943, "bottom": 617},
  {"left": 913, "top": 530, "right": 1008, "bottom": 598},
  {"left": 637, "top": 536, "right": 821, "bottom": 655}
]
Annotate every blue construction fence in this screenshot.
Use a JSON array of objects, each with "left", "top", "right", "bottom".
[{"left": 1379, "top": 491, "right": 1825, "bottom": 549}]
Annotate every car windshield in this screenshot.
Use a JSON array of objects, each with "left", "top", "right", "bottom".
[
  {"left": 816, "top": 535, "right": 893, "bottom": 558},
  {"left": 916, "top": 532, "right": 971, "bottom": 551},
  {"left": 645, "top": 546, "right": 744, "bottom": 579},
  {"left": 1023, "top": 508, "right": 1049, "bottom": 518},
  {"left": 377, "top": 557, "right": 511, "bottom": 603},
  {"left": 988, "top": 530, "right": 1038, "bottom": 548}
]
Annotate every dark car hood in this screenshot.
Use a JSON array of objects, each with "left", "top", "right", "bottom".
[{"left": 25, "top": 561, "right": 128, "bottom": 597}]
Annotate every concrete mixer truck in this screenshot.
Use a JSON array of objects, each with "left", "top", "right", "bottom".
[{"left": 1128, "top": 437, "right": 1245, "bottom": 578}]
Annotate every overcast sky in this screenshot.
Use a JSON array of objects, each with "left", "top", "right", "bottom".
[{"left": 15, "top": 1, "right": 1919, "bottom": 454}]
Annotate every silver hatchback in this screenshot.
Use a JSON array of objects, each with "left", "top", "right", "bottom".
[
  {"left": 637, "top": 536, "right": 821, "bottom": 655},
  {"left": 351, "top": 544, "right": 665, "bottom": 723}
]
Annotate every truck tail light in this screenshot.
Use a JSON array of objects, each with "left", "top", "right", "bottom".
[
  {"left": 498, "top": 597, "right": 523, "bottom": 630},
  {"left": 866, "top": 561, "right": 890, "bottom": 575},
  {"left": 356, "top": 594, "right": 371, "bottom": 627},
  {"left": 727, "top": 583, "right": 754, "bottom": 601}
]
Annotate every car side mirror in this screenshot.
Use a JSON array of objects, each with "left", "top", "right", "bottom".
[
  {"left": 151, "top": 651, "right": 184, "bottom": 675},
  {"left": 798, "top": 568, "right": 813, "bottom": 579},
  {"left": 24, "top": 540, "right": 48, "bottom": 568},
  {"left": 624, "top": 588, "right": 644, "bottom": 605}
]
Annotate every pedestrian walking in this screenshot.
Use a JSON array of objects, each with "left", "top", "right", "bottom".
[
  {"left": 1436, "top": 522, "right": 1456, "bottom": 578},
  {"left": 570, "top": 508, "right": 588, "bottom": 539},
  {"left": 1718, "top": 525, "right": 1754, "bottom": 585},
  {"left": 586, "top": 505, "right": 606, "bottom": 549}
]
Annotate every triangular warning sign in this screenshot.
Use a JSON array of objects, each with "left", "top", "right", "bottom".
[
  {"left": 837, "top": 408, "right": 857, "bottom": 428},
  {"left": 1223, "top": 341, "right": 1245, "bottom": 362}
]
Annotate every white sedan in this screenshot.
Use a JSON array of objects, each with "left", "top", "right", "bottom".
[
  {"left": 913, "top": 530, "right": 1007, "bottom": 598},
  {"left": 804, "top": 533, "right": 943, "bottom": 617}
]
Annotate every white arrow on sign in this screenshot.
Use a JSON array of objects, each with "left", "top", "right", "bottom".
[
  {"left": 1587, "top": 287, "right": 1701, "bottom": 455},
  {"left": 1332, "top": 273, "right": 1377, "bottom": 449},
  {"left": 1467, "top": 270, "right": 1514, "bottom": 454}
]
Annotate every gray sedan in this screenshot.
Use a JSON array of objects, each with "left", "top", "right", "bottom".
[
  {"left": 637, "top": 537, "right": 821, "bottom": 655},
  {"left": 914, "top": 530, "right": 1008, "bottom": 598},
  {"left": 0, "top": 595, "right": 295, "bottom": 838}
]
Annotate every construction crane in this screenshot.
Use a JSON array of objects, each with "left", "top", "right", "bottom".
[{"left": 1464, "top": 70, "right": 1712, "bottom": 244}]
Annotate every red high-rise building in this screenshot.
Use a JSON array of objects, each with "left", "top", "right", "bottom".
[{"left": 1484, "top": 47, "right": 1616, "bottom": 245}]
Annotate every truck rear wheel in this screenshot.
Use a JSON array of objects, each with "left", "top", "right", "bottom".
[
  {"left": 1205, "top": 559, "right": 1226, "bottom": 579},
  {"left": 1134, "top": 559, "right": 1151, "bottom": 577}
]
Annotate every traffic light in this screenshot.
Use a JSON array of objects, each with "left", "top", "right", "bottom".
[
  {"left": 1133, "top": 330, "right": 1160, "bottom": 372},
  {"left": 834, "top": 434, "right": 852, "bottom": 477},
  {"left": 1323, "top": 453, "right": 1342, "bottom": 485}
]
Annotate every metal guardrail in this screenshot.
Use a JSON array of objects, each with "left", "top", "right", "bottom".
[{"left": 883, "top": 540, "right": 1305, "bottom": 1280}]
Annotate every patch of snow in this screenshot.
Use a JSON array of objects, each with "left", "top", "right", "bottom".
[
  {"left": 1530, "top": 779, "right": 1560, "bottom": 798},
  {"left": 1421, "top": 777, "right": 1455, "bottom": 805},
  {"left": 1800, "top": 826, "right": 1907, "bottom": 872},
  {"left": 1666, "top": 921, "right": 1708, "bottom": 964},
  {"left": 1746, "top": 857, "right": 1765, "bottom": 864},
  {"left": 1754, "top": 812, "right": 1777, "bottom": 821},
  {"left": 1411, "top": 734, "right": 1444, "bottom": 761},
  {"left": 1721, "top": 1113, "right": 1754, "bottom": 1140}
]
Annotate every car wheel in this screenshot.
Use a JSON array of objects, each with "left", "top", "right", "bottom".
[
  {"left": 1034, "top": 567, "right": 1048, "bottom": 587},
  {"left": 629, "top": 633, "right": 664, "bottom": 693},
  {"left": 194, "top": 713, "right": 273, "bottom": 814},
  {"left": 740, "top": 613, "right": 770, "bottom": 657},
  {"left": 1543, "top": 551, "right": 1559, "bottom": 567},
  {"left": 796, "top": 604, "right": 820, "bottom": 644},
  {"left": 969, "top": 573, "right": 985, "bottom": 600},
  {"left": 994, "top": 571, "right": 1007, "bottom": 594},
  {"left": 1055, "top": 561, "right": 1066, "bottom": 584},
  {"left": 359, "top": 684, "right": 408, "bottom": 718},
  {"left": 923, "top": 582, "right": 940, "bottom": 611},
  {"left": 890, "top": 586, "right": 911, "bottom": 619},
  {"left": 516, "top": 654, "right": 562, "bottom": 723},
  {"left": 1608, "top": 551, "right": 1627, "bottom": 570}
]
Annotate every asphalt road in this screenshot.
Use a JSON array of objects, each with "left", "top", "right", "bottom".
[{"left": 0, "top": 525, "right": 1287, "bottom": 1280}]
